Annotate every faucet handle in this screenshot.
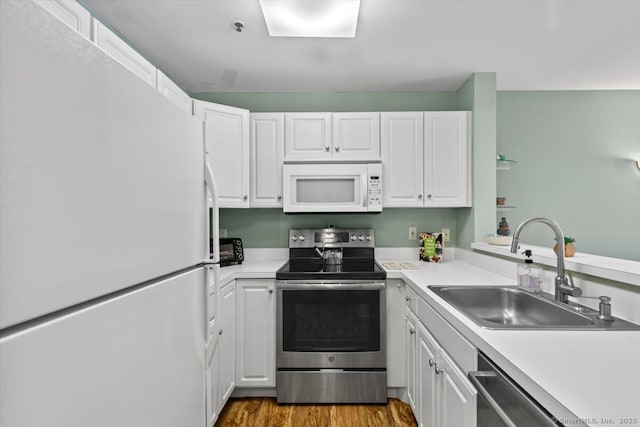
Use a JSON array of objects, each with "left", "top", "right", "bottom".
[{"left": 579, "top": 295, "right": 613, "bottom": 321}]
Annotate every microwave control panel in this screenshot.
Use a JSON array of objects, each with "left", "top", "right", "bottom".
[{"left": 367, "top": 163, "right": 383, "bottom": 212}]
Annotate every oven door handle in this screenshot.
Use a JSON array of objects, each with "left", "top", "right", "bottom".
[{"left": 276, "top": 282, "right": 386, "bottom": 291}]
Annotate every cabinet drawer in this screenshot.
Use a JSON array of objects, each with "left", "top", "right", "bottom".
[
  {"left": 417, "top": 297, "right": 476, "bottom": 373},
  {"left": 405, "top": 286, "right": 418, "bottom": 313}
]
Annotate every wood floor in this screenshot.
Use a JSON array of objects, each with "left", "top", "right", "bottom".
[{"left": 215, "top": 398, "right": 417, "bottom": 427}]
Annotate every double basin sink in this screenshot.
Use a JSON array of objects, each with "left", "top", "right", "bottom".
[{"left": 428, "top": 285, "right": 640, "bottom": 330}]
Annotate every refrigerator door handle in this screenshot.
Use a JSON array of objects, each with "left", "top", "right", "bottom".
[{"left": 204, "top": 152, "right": 220, "bottom": 264}]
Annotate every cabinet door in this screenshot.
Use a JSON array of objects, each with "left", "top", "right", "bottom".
[
  {"left": 34, "top": 0, "right": 91, "bottom": 39},
  {"left": 284, "top": 113, "right": 332, "bottom": 160},
  {"left": 438, "top": 351, "right": 477, "bottom": 427},
  {"left": 219, "top": 281, "right": 236, "bottom": 406},
  {"left": 381, "top": 112, "right": 424, "bottom": 207},
  {"left": 424, "top": 112, "right": 471, "bottom": 207},
  {"left": 205, "top": 343, "right": 220, "bottom": 427},
  {"left": 156, "top": 70, "right": 192, "bottom": 114},
  {"left": 417, "top": 324, "right": 440, "bottom": 427},
  {"left": 332, "top": 112, "right": 380, "bottom": 160},
  {"left": 91, "top": 19, "right": 157, "bottom": 87},
  {"left": 250, "top": 113, "right": 284, "bottom": 207},
  {"left": 236, "top": 279, "right": 276, "bottom": 387},
  {"left": 194, "top": 100, "right": 250, "bottom": 207},
  {"left": 405, "top": 309, "right": 418, "bottom": 411}
]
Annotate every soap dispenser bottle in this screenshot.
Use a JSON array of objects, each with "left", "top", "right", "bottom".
[{"left": 517, "top": 249, "right": 542, "bottom": 292}]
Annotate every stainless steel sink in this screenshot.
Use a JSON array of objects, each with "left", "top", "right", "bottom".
[{"left": 428, "top": 286, "right": 640, "bottom": 330}]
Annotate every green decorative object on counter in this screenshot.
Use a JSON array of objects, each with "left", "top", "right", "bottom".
[{"left": 553, "top": 236, "right": 576, "bottom": 257}]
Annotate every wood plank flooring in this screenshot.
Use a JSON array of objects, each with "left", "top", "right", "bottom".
[{"left": 215, "top": 398, "right": 417, "bottom": 427}]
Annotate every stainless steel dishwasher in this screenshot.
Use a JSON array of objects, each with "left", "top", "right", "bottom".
[{"left": 469, "top": 352, "right": 561, "bottom": 427}]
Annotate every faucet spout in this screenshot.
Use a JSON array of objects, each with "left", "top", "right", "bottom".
[{"left": 509, "top": 217, "right": 578, "bottom": 303}]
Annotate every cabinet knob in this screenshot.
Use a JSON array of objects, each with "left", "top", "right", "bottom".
[
  {"left": 409, "top": 328, "right": 415, "bottom": 335},
  {"left": 406, "top": 296, "right": 411, "bottom": 302},
  {"left": 418, "top": 194, "right": 423, "bottom": 199},
  {"left": 277, "top": 195, "right": 282, "bottom": 200},
  {"left": 243, "top": 195, "right": 248, "bottom": 201},
  {"left": 268, "top": 289, "right": 273, "bottom": 294},
  {"left": 428, "top": 359, "right": 436, "bottom": 367},
  {"left": 434, "top": 365, "right": 443, "bottom": 375},
  {"left": 325, "top": 146, "right": 330, "bottom": 152},
  {"left": 427, "top": 194, "right": 432, "bottom": 199},
  {"left": 335, "top": 146, "right": 340, "bottom": 152},
  {"left": 219, "top": 329, "right": 223, "bottom": 335}
]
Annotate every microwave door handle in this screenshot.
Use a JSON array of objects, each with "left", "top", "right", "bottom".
[{"left": 362, "top": 172, "right": 367, "bottom": 208}]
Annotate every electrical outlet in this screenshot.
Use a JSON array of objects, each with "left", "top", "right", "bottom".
[
  {"left": 442, "top": 228, "right": 451, "bottom": 242},
  {"left": 409, "top": 227, "right": 417, "bottom": 240}
]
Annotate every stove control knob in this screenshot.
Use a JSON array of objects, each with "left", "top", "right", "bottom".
[
  {"left": 351, "top": 235, "right": 357, "bottom": 241},
  {"left": 358, "top": 235, "right": 364, "bottom": 241},
  {"left": 291, "top": 235, "right": 298, "bottom": 241},
  {"left": 365, "top": 235, "right": 371, "bottom": 241},
  {"left": 298, "top": 235, "right": 306, "bottom": 241}
]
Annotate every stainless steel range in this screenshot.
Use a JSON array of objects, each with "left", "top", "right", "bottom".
[{"left": 275, "top": 228, "right": 387, "bottom": 404}]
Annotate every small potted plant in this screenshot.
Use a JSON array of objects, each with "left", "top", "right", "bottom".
[{"left": 553, "top": 237, "right": 576, "bottom": 257}]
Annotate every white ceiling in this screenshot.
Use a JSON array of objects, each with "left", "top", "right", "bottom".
[{"left": 82, "top": 0, "right": 640, "bottom": 93}]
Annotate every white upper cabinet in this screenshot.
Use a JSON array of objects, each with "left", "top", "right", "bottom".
[
  {"left": 381, "top": 112, "right": 425, "bottom": 207},
  {"left": 194, "top": 100, "right": 250, "bottom": 208},
  {"left": 382, "top": 111, "right": 471, "bottom": 208},
  {"left": 332, "top": 112, "right": 380, "bottom": 160},
  {"left": 92, "top": 19, "right": 157, "bottom": 88},
  {"left": 284, "top": 112, "right": 380, "bottom": 161},
  {"left": 156, "top": 70, "right": 192, "bottom": 114},
  {"left": 284, "top": 113, "right": 332, "bottom": 160},
  {"left": 424, "top": 112, "right": 471, "bottom": 207},
  {"left": 34, "top": 0, "right": 91, "bottom": 39},
  {"left": 250, "top": 113, "right": 284, "bottom": 207}
]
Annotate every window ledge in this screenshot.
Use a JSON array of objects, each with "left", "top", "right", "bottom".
[{"left": 471, "top": 242, "right": 640, "bottom": 286}]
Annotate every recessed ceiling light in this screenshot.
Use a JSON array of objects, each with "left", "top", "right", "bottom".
[{"left": 259, "top": 0, "right": 361, "bottom": 38}]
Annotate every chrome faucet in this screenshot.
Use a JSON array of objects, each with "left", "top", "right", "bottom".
[{"left": 510, "top": 217, "right": 582, "bottom": 304}]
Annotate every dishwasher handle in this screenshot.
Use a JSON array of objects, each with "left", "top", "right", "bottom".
[
  {"left": 469, "top": 365, "right": 560, "bottom": 427},
  {"left": 468, "top": 371, "right": 518, "bottom": 427}
]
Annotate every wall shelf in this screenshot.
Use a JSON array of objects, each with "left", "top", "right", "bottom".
[{"left": 496, "top": 205, "right": 516, "bottom": 212}]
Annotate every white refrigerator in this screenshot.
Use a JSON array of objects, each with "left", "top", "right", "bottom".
[{"left": 0, "top": 2, "right": 220, "bottom": 426}]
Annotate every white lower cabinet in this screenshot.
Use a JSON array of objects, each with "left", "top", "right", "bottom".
[
  {"left": 236, "top": 279, "right": 276, "bottom": 387},
  {"left": 405, "top": 286, "right": 477, "bottom": 427},
  {"left": 405, "top": 309, "right": 418, "bottom": 411},
  {"left": 417, "top": 323, "right": 439, "bottom": 427},
  {"left": 206, "top": 280, "right": 234, "bottom": 426},
  {"left": 219, "top": 280, "right": 237, "bottom": 405},
  {"left": 438, "top": 350, "right": 477, "bottom": 427}
]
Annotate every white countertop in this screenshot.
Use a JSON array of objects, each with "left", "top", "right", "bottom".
[
  {"left": 220, "top": 255, "right": 640, "bottom": 427},
  {"left": 218, "top": 259, "right": 286, "bottom": 285},
  {"left": 382, "top": 259, "right": 640, "bottom": 427}
]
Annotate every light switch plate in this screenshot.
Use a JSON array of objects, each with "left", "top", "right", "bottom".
[{"left": 409, "top": 227, "right": 417, "bottom": 240}]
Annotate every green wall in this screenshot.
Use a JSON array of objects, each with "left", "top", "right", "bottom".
[
  {"left": 497, "top": 91, "right": 640, "bottom": 261},
  {"left": 455, "top": 73, "right": 497, "bottom": 249},
  {"left": 220, "top": 208, "right": 457, "bottom": 248}
]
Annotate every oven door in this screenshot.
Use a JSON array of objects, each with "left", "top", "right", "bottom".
[{"left": 276, "top": 281, "right": 386, "bottom": 369}]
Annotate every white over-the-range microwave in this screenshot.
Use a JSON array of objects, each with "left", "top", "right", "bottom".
[{"left": 282, "top": 163, "right": 382, "bottom": 213}]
